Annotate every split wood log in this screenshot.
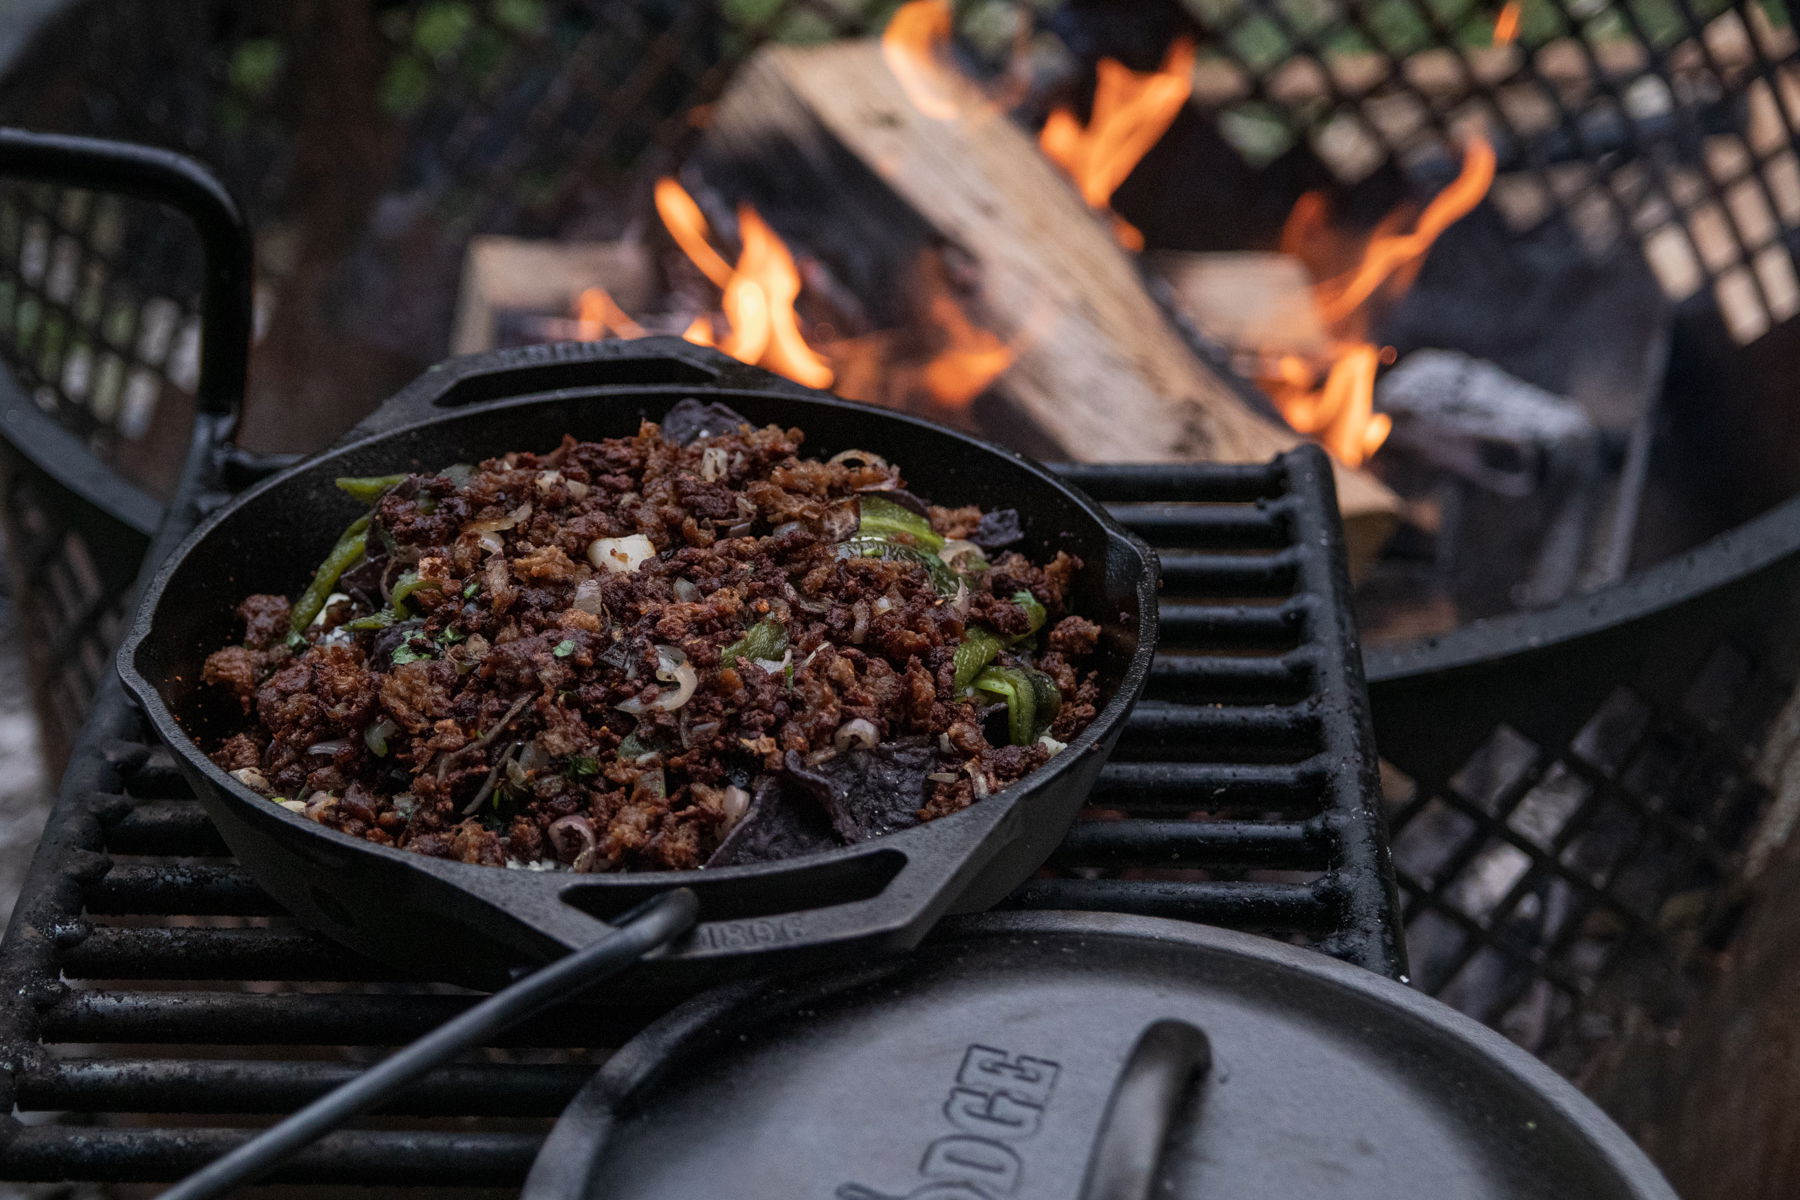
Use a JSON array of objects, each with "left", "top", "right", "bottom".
[{"left": 690, "top": 40, "right": 1399, "bottom": 550}]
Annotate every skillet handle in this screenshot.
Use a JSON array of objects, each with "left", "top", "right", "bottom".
[{"left": 342, "top": 335, "right": 825, "bottom": 442}]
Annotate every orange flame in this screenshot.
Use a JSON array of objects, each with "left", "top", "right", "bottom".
[
  {"left": 575, "top": 286, "right": 644, "bottom": 341},
  {"left": 1307, "top": 134, "right": 1497, "bottom": 326},
  {"left": 1041, "top": 38, "right": 1196, "bottom": 249},
  {"left": 1264, "top": 134, "right": 1496, "bottom": 467},
  {"left": 1493, "top": 1, "right": 1522, "bottom": 44},
  {"left": 882, "top": 0, "right": 962, "bottom": 122},
  {"left": 581, "top": 179, "right": 1010, "bottom": 410},
  {"left": 650, "top": 178, "right": 834, "bottom": 389},
  {"left": 1269, "top": 347, "right": 1392, "bottom": 466},
  {"left": 918, "top": 258, "right": 1012, "bottom": 408}
]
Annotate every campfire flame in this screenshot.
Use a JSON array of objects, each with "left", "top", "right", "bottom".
[
  {"left": 649, "top": 178, "right": 834, "bottom": 389},
  {"left": 881, "top": 0, "right": 963, "bottom": 122},
  {"left": 579, "top": 178, "right": 1010, "bottom": 412},
  {"left": 1040, "top": 37, "right": 1196, "bottom": 250},
  {"left": 1307, "top": 134, "right": 1497, "bottom": 326},
  {"left": 917, "top": 254, "right": 1013, "bottom": 407},
  {"left": 1493, "top": 1, "right": 1522, "bottom": 44},
  {"left": 575, "top": 286, "right": 644, "bottom": 341},
  {"left": 1265, "top": 133, "right": 1497, "bottom": 467}
]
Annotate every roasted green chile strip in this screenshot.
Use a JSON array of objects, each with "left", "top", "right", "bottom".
[
  {"left": 289, "top": 513, "right": 371, "bottom": 633},
  {"left": 335, "top": 474, "right": 409, "bottom": 504},
  {"left": 723, "top": 618, "right": 788, "bottom": 666},
  {"left": 951, "top": 591, "right": 1048, "bottom": 694},
  {"left": 973, "top": 665, "right": 1062, "bottom": 746},
  {"left": 857, "top": 494, "right": 945, "bottom": 551}
]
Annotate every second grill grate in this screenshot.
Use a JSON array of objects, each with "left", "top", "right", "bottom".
[{"left": 0, "top": 446, "right": 1400, "bottom": 1190}]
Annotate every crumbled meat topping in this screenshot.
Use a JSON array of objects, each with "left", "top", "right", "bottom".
[{"left": 200, "top": 408, "right": 1102, "bottom": 872}]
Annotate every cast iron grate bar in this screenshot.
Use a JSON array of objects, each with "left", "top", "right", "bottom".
[{"left": 0, "top": 447, "right": 1399, "bottom": 1189}]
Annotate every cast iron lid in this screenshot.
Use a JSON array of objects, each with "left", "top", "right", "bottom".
[{"left": 523, "top": 911, "right": 1675, "bottom": 1200}]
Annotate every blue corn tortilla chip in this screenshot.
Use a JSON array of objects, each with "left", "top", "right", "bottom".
[
  {"left": 660, "top": 398, "right": 753, "bottom": 446},
  {"left": 783, "top": 741, "right": 935, "bottom": 843},
  {"left": 971, "top": 508, "right": 1023, "bottom": 552},
  {"left": 706, "top": 775, "right": 838, "bottom": 866}
]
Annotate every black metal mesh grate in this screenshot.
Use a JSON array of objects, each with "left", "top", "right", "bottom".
[
  {"left": 1366, "top": 513, "right": 1800, "bottom": 1078},
  {"left": 0, "top": 447, "right": 1400, "bottom": 1189},
  {"left": 1171, "top": 0, "right": 1800, "bottom": 344}
]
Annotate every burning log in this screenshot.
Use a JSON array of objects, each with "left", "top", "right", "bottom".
[{"left": 688, "top": 39, "right": 1400, "bottom": 542}]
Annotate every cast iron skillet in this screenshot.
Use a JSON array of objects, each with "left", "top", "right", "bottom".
[{"left": 119, "top": 337, "right": 1159, "bottom": 991}]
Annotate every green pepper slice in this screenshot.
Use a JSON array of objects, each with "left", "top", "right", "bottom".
[
  {"left": 335, "top": 474, "right": 408, "bottom": 504},
  {"left": 290, "top": 513, "right": 372, "bottom": 634},
  {"left": 723, "top": 618, "right": 788, "bottom": 666},
  {"left": 973, "top": 665, "right": 1062, "bottom": 746},
  {"left": 857, "top": 494, "right": 945, "bottom": 551}
]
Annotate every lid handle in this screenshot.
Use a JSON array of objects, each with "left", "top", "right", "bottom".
[{"left": 1078, "top": 1019, "right": 1211, "bottom": 1200}]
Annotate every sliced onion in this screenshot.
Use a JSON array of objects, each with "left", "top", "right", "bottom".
[
  {"left": 939, "top": 732, "right": 954, "bottom": 754},
  {"left": 834, "top": 718, "right": 879, "bottom": 752},
  {"left": 565, "top": 479, "right": 590, "bottom": 501},
  {"left": 849, "top": 600, "right": 870, "bottom": 644},
  {"left": 229, "top": 767, "right": 271, "bottom": 792},
  {"left": 829, "top": 449, "right": 888, "bottom": 469},
  {"left": 535, "top": 470, "right": 563, "bottom": 492},
  {"left": 616, "top": 645, "right": 697, "bottom": 713},
  {"left": 309, "top": 592, "right": 349, "bottom": 629},
  {"left": 278, "top": 798, "right": 307, "bottom": 813},
  {"left": 307, "top": 739, "right": 350, "bottom": 757},
  {"left": 720, "top": 520, "right": 755, "bottom": 538},
  {"left": 753, "top": 648, "right": 792, "bottom": 676},
  {"left": 363, "top": 718, "right": 399, "bottom": 758},
  {"left": 721, "top": 785, "right": 751, "bottom": 826},
  {"left": 573, "top": 577, "right": 606, "bottom": 616},
  {"left": 940, "top": 539, "right": 985, "bottom": 569},
  {"left": 926, "top": 771, "right": 960, "bottom": 784},
  {"left": 948, "top": 579, "right": 971, "bottom": 619},
  {"left": 588, "top": 534, "right": 656, "bottom": 574},
  {"left": 468, "top": 501, "right": 533, "bottom": 536},
  {"left": 519, "top": 741, "right": 551, "bottom": 772},
  {"left": 820, "top": 498, "right": 859, "bottom": 540},
  {"left": 971, "top": 772, "right": 989, "bottom": 799},
  {"left": 700, "top": 446, "right": 728, "bottom": 482},
  {"left": 673, "top": 578, "right": 700, "bottom": 602},
  {"left": 547, "top": 814, "right": 598, "bottom": 866},
  {"left": 477, "top": 531, "right": 505, "bottom": 557},
  {"left": 873, "top": 594, "right": 894, "bottom": 615},
  {"left": 1037, "top": 733, "right": 1068, "bottom": 755}
]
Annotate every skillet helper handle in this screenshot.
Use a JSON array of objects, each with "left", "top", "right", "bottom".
[
  {"left": 346, "top": 334, "right": 821, "bottom": 440},
  {"left": 0, "top": 127, "right": 253, "bottom": 422},
  {"left": 154, "top": 888, "right": 699, "bottom": 1200},
  {"left": 1078, "top": 1019, "right": 1212, "bottom": 1200}
]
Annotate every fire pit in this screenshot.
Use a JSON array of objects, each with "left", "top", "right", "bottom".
[{"left": 0, "top": 0, "right": 1796, "bottom": 1186}]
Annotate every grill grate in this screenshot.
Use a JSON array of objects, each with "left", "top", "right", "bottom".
[
  {"left": 0, "top": 447, "right": 1400, "bottom": 1189},
  {"left": 1366, "top": 501, "right": 1800, "bottom": 1081}
]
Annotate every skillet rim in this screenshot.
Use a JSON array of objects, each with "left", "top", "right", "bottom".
[{"left": 116, "top": 346, "right": 1159, "bottom": 928}]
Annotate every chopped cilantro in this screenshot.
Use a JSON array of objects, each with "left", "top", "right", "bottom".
[
  {"left": 463, "top": 581, "right": 479, "bottom": 598},
  {"left": 437, "top": 626, "right": 466, "bottom": 644},
  {"left": 391, "top": 644, "right": 433, "bottom": 666},
  {"left": 567, "top": 754, "right": 600, "bottom": 778},
  {"left": 552, "top": 638, "right": 576, "bottom": 658}
]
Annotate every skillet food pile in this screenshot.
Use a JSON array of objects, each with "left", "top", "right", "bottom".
[{"left": 200, "top": 401, "right": 1103, "bottom": 873}]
